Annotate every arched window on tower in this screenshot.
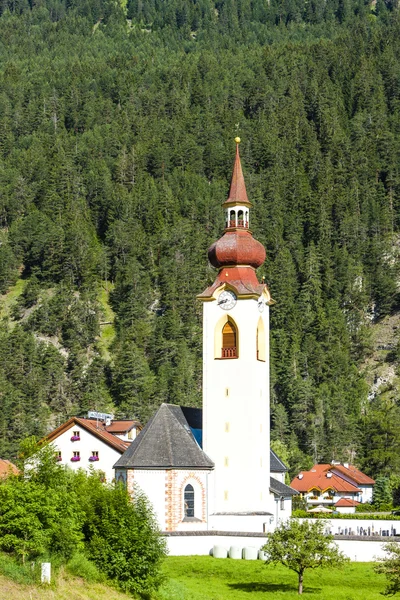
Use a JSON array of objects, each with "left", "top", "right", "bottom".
[
  {"left": 245, "top": 210, "right": 249, "bottom": 228},
  {"left": 238, "top": 209, "right": 244, "bottom": 227},
  {"left": 257, "top": 317, "right": 266, "bottom": 362},
  {"left": 184, "top": 484, "right": 195, "bottom": 517},
  {"left": 222, "top": 320, "right": 237, "bottom": 358},
  {"left": 229, "top": 209, "right": 236, "bottom": 228}
]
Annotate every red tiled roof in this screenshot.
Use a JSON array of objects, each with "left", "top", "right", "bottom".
[
  {"left": 331, "top": 464, "right": 375, "bottom": 485},
  {"left": 290, "top": 464, "right": 362, "bottom": 494},
  {"left": 335, "top": 498, "right": 361, "bottom": 508},
  {"left": 0, "top": 459, "right": 19, "bottom": 477},
  {"left": 105, "top": 420, "right": 141, "bottom": 434},
  {"left": 46, "top": 417, "right": 130, "bottom": 453}
]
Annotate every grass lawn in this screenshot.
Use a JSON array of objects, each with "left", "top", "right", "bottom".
[
  {"left": 155, "top": 556, "right": 386, "bottom": 599},
  {"left": 0, "top": 277, "right": 25, "bottom": 322}
]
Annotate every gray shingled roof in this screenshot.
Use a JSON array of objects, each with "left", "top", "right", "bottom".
[
  {"left": 166, "top": 406, "right": 289, "bottom": 473},
  {"left": 270, "top": 448, "right": 288, "bottom": 473},
  {"left": 113, "top": 404, "right": 214, "bottom": 470},
  {"left": 270, "top": 476, "right": 298, "bottom": 497}
]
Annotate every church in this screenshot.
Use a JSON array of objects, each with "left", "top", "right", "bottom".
[{"left": 114, "top": 139, "right": 296, "bottom": 532}]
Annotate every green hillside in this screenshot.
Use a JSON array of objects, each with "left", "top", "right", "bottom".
[{"left": 0, "top": 0, "right": 399, "bottom": 485}]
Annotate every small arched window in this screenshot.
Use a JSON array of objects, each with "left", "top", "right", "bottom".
[
  {"left": 257, "top": 317, "right": 266, "bottom": 361},
  {"left": 184, "top": 484, "right": 195, "bottom": 517},
  {"left": 229, "top": 209, "right": 236, "bottom": 228},
  {"left": 222, "top": 320, "right": 237, "bottom": 358},
  {"left": 238, "top": 210, "right": 244, "bottom": 227},
  {"left": 280, "top": 496, "right": 285, "bottom": 510}
]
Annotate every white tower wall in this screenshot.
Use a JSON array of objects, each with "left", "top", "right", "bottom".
[{"left": 202, "top": 293, "right": 270, "bottom": 516}]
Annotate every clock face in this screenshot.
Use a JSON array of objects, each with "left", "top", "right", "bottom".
[
  {"left": 217, "top": 290, "right": 237, "bottom": 310},
  {"left": 257, "top": 296, "right": 265, "bottom": 313}
]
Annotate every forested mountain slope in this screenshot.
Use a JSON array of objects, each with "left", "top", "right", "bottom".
[{"left": 0, "top": 0, "right": 400, "bottom": 482}]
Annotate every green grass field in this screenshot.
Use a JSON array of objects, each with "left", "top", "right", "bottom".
[
  {"left": 0, "top": 277, "right": 25, "bottom": 323},
  {"left": 155, "top": 556, "right": 386, "bottom": 599},
  {"left": 0, "top": 555, "right": 390, "bottom": 599}
]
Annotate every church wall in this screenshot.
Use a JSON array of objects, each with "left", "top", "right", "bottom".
[
  {"left": 121, "top": 468, "right": 210, "bottom": 532},
  {"left": 128, "top": 470, "right": 167, "bottom": 530},
  {"left": 166, "top": 469, "right": 209, "bottom": 532},
  {"left": 202, "top": 297, "right": 270, "bottom": 516},
  {"left": 164, "top": 533, "right": 392, "bottom": 561},
  {"left": 271, "top": 494, "right": 292, "bottom": 525}
]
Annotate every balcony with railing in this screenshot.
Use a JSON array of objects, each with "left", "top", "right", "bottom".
[
  {"left": 227, "top": 219, "right": 249, "bottom": 229},
  {"left": 221, "top": 347, "right": 237, "bottom": 358}
]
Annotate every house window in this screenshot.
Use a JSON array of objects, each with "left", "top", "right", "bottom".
[
  {"left": 184, "top": 484, "right": 195, "bottom": 518},
  {"left": 280, "top": 496, "right": 285, "bottom": 510},
  {"left": 71, "top": 451, "right": 80, "bottom": 462},
  {"left": 55, "top": 451, "right": 62, "bottom": 462},
  {"left": 222, "top": 320, "right": 237, "bottom": 358},
  {"left": 89, "top": 451, "right": 99, "bottom": 462},
  {"left": 71, "top": 430, "right": 80, "bottom": 441}
]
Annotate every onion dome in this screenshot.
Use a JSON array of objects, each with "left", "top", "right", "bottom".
[
  {"left": 208, "top": 230, "right": 265, "bottom": 269},
  {"left": 198, "top": 138, "right": 268, "bottom": 300}
]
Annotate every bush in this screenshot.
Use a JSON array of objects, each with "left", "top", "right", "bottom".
[
  {"left": 66, "top": 553, "right": 104, "bottom": 583},
  {"left": 77, "top": 476, "right": 167, "bottom": 598},
  {"left": 0, "top": 552, "right": 38, "bottom": 585}
]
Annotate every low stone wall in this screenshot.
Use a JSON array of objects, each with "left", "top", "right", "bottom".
[{"left": 164, "top": 530, "right": 398, "bottom": 561}]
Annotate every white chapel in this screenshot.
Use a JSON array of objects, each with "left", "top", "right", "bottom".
[{"left": 114, "top": 139, "right": 297, "bottom": 532}]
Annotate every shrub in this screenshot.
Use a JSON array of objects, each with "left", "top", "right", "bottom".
[
  {"left": 66, "top": 553, "right": 104, "bottom": 583},
  {"left": 0, "top": 552, "right": 38, "bottom": 585}
]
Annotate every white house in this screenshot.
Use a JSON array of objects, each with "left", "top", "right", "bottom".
[{"left": 45, "top": 416, "right": 140, "bottom": 482}]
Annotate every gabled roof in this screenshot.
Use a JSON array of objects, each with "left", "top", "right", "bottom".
[
  {"left": 270, "top": 476, "right": 298, "bottom": 497},
  {"left": 335, "top": 498, "right": 360, "bottom": 508},
  {"left": 105, "top": 420, "right": 141, "bottom": 434},
  {"left": 290, "top": 464, "right": 362, "bottom": 494},
  {"left": 0, "top": 459, "right": 19, "bottom": 477},
  {"left": 113, "top": 404, "right": 214, "bottom": 470},
  {"left": 331, "top": 464, "right": 375, "bottom": 485},
  {"left": 45, "top": 417, "right": 130, "bottom": 454},
  {"left": 270, "top": 449, "right": 288, "bottom": 473}
]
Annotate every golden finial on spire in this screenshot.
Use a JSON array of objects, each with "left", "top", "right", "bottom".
[{"left": 235, "top": 137, "right": 241, "bottom": 144}]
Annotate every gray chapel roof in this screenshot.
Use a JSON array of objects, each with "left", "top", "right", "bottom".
[
  {"left": 113, "top": 403, "right": 214, "bottom": 470},
  {"left": 270, "top": 476, "right": 298, "bottom": 497},
  {"left": 270, "top": 448, "right": 288, "bottom": 473}
]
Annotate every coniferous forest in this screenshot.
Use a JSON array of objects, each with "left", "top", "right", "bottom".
[{"left": 1, "top": 0, "right": 400, "bottom": 484}]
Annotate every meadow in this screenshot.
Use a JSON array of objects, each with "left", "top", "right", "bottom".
[
  {"left": 0, "top": 554, "right": 389, "bottom": 599},
  {"left": 155, "top": 556, "right": 387, "bottom": 600}
]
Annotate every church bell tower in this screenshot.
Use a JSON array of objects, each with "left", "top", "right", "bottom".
[{"left": 198, "top": 139, "right": 273, "bottom": 529}]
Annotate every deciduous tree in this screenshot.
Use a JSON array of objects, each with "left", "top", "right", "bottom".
[{"left": 261, "top": 519, "right": 348, "bottom": 594}]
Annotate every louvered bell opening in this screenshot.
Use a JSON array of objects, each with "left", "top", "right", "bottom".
[{"left": 222, "top": 321, "right": 237, "bottom": 358}]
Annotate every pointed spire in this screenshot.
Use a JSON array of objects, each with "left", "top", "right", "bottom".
[{"left": 223, "top": 138, "right": 250, "bottom": 206}]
